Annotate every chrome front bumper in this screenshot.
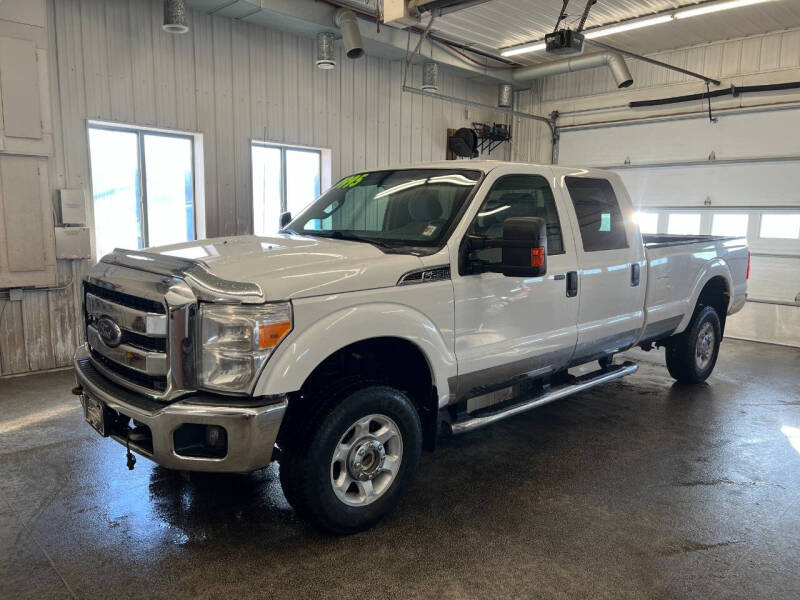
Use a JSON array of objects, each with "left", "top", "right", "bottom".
[{"left": 73, "top": 344, "right": 286, "bottom": 473}]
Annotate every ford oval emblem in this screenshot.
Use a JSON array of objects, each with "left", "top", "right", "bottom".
[{"left": 96, "top": 316, "right": 123, "bottom": 348}]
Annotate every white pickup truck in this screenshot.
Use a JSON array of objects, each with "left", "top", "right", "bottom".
[{"left": 73, "top": 161, "right": 748, "bottom": 533}]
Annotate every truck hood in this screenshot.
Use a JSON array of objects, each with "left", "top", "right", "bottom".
[{"left": 151, "top": 234, "right": 425, "bottom": 301}]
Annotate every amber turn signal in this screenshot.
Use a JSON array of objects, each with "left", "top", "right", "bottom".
[
  {"left": 530, "top": 247, "right": 545, "bottom": 267},
  {"left": 258, "top": 321, "right": 292, "bottom": 349}
]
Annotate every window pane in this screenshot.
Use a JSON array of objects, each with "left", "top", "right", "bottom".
[
  {"left": 88, "top": 128, "right": 142, "bottom": 258},
  {"left": 565, "top": 177, "right": 628, "bottom": 252},
  {"left": 634, "top": 211, "right": 659, "bottom": 234},
  {"left": 472, "top": 175, "right": 564, "bottom": 261},
  {"left": 143, "top": 134, "right": 194, "bottom": 248},
  {"left": 286, "top": 149, "right": 320, "bottom": 217},
  {"left": 668, "top": 213, "right": 701, "bottom": 235},
  {"left": 712, "top": 213, "right": 748, "bottom": 237},
  {"left": 252, "top": 146, "right": 282, "bottom": 235},
  {"left": 760, "top": 213, "right": 800, "bottom": 239}
]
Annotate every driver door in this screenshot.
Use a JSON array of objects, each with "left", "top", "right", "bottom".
[{"left": 449, "top": 166, "right": 580, "bottom": 401}]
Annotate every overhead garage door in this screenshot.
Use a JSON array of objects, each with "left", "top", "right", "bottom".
[{"left": 558, "top": 107, "right": 800, "bottom": 347}]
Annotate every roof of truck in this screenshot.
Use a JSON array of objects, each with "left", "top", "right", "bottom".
[{"left": 387, "top": 160, "right": 608, "bottom": 176}]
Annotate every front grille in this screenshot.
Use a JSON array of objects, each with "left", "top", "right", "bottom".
[
  {"left": 91, "top": 349, "right": 168, "bottom": 392},
  {"left": 84, "top": 281, "right": 165, "bottom": 314},
  {"left": 84, "top": 279, "right": 171, "bottom": 395},
  {"left": 123, "top": 330, "right": 167, "bottom": 353}
]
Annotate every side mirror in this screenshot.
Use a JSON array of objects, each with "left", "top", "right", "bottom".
[
  {"left": 279, "top": 211, "right": 292, "bottom": 229},
  {"left": 499, "top": 216, "right": 547, "bottom": 277}
]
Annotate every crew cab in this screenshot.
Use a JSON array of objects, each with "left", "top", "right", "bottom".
[{"left": 72, "top": 161, "right": 748, "bottom": 533}]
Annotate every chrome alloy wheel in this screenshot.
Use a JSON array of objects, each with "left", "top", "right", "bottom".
[
  {"left": 695, "top": 321, "right": 715, "bottom": 370},
  {"left": 330, "top": 414, "right": 403, "bottom": 507}
]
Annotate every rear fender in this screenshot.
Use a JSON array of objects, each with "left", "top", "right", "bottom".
[{"left": 674, "top": 259, "right": 732, "bottom": 334}]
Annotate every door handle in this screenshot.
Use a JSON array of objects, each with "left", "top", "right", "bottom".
[
  {"left": 566, "top": 271, "right": 578, "bottom": 297},
  {"left": 631, "top": 263, "right": 641, "bottom": 287}
]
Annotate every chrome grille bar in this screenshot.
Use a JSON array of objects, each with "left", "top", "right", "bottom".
[
  {"left": 87, "top": 326, "right": 168, "bottom": 376},
  {"left": 86, "top": 293, "right": 167, "bottom": 336}
]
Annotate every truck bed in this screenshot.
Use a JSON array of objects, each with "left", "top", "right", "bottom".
[
  {"left": 641, "top": 235, "right": 748, "bottom": 343},
  {"left": 642, "top": 234, "right": 739, "bottom": 248}
]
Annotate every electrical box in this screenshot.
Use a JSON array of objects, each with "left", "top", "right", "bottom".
[
  {"left": 59, "top": 188, "right": 86, "bottom": 225},
  {"left": 55, "top": 226, "right": 91, "bottom": 259}
]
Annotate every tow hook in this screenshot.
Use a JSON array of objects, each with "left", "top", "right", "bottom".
[{"left": 125, "top": 429, "right": 136, "bottom": 470}]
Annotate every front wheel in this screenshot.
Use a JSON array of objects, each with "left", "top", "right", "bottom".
[
  {"left": 665, "top": 305, "right": 722, "bottom": 384},
  {"left": 279, "top": 384, "right": 422, "bottom": 534}
]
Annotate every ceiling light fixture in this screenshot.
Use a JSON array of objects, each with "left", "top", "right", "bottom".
[
  {"left": 676, "top": 0, "right": 773, "bottom": 19},
  {"left": 500, "top": 0, "right": 779, "bottom": 57},
  {"left": 501, "top": 42, "right": 547, "bottom": 57},
  {"left": 584, "top": 15, "right": 674, "bottom": 39}
]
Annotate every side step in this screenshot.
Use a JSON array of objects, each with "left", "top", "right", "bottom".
[{"left": 445, "top": 361, "right": 639, "bottom": 436}]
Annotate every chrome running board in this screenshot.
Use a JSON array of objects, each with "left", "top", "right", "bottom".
[{"left": 446, "top": 361, "right": 638, "bottom": 435}]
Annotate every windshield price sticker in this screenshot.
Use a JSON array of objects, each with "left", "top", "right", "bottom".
[{"left": 335, "top": 173, "right": 369, "bottom": 189}]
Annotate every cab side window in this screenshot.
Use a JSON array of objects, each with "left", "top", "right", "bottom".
[
  {"left": 565, "top": 177, "right": 628, "bottom": 252},
  {"left": 470, "top": 175, "right": 564, "bottom": 264}
]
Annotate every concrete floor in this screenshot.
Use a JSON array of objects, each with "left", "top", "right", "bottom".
[{"left": 1, "top": 338, "right": 799, "bottom": 599}]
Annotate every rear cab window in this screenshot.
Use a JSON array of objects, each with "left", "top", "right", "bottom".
[{"left": 564, "top": 177, "right": 628, "bottom": 252}]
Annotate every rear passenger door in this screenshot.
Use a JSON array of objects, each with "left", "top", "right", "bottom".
[{"left": 559, "top": 174, "right": 646, "bottom": 364}]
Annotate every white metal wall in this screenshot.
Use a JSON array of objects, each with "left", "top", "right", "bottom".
[
  {"left": 0, "top": 0, "right": 507, "bottom": 377},
  {"left": 49, "top": 0, "right": 507, "bottom": 240},
  {"left": 523, "top": 28, "right": 800, "bottom": 347}
]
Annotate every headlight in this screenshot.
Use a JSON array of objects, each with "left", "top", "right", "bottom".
[{"left": 198, "top": 303, "right": 292, "bottom": 392}]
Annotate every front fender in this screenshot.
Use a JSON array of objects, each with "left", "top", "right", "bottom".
[
  {"left": 253, "top": 302, "right": 456, "bottom": 407},
  {"left": 674, "top": 258, "right": 733, "bottom": 334}
]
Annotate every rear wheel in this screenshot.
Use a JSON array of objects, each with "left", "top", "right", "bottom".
[
  {"left": 279, "top": 384, "right": 422, "bottom": 534},
  {"left": 665, "top": 305, "right": 722, "bottom": 383}
]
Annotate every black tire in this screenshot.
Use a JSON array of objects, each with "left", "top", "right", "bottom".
[
  {"left": 665, "top": 305, "right": 722, "bottom": 384},
  {"left": 279, "top": 383, "right": 422, "bottom": 534}
]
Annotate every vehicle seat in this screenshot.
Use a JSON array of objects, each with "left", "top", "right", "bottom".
[{"left": 393, "top": 192, "right": 445, "bottom": 236}]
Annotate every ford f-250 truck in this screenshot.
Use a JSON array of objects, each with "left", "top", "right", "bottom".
[{"left": 73, "top": 161, "right": 748, "bottom": 533}]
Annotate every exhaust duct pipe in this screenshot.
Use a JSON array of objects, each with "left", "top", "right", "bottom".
[
  {"left": 511, "top": 51, "right": 633, "bottom": 89},
  {"left": 498, "top": 83, "right": 513, "bottom": 108},
  {"left": 335, "top": 8, "right": 364, "bottom": 59},
  {"left": 163, "top": 0, "right": 189, "bottom": 34}
]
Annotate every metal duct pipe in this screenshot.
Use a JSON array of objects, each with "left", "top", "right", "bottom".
[
  {"left": 511, "top": 51, "right": 633, "bottom": 88},
  {"left": 422, "top": 62, "right": 439, "bottom": 91},
  {"left": 163, "top": 0, "right": 188, "bottom": 34},
  {"left": 498, "top": 84, "right": 513, "bottom": 108},
  {"left": 316, "top": 32, "right": 336, "bottom": 69},
  {"left": 335, "top": 8, "right": 364, "bottom": 59}
]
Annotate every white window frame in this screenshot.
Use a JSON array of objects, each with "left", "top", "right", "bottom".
[
  {"left": 251, "top": 140, "right": 331, "bottom": 217},
  {"left": 86, "top": 120, "right": 205, "bottom": 258}
]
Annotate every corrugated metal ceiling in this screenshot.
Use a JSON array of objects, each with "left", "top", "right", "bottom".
[{"left": 347, "top": 1, "right": 800, "bottom": 66}]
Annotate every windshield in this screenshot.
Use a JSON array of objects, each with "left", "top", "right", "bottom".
[{"left": 287, "top": 169, "right": 482, "bottom": 246}]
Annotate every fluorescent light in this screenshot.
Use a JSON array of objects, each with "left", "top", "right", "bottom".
[
  {"left": 676, "top": 0, "right": 773, "bottom": 19},
  {"left": 501, "top": 42, "right": 546, "bottom": 57},
  {"left": 584, "top": 15, "right": 674, "bottom": 39},
  {"left": 499, "top": 0, "right": 780, "bottom": 58}
]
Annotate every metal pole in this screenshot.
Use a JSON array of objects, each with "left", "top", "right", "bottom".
[
  {"left": 587, "top": 40, "right": 721, "bottom": 86},
  {"left": 401, "top": 85, "right": 554, "bottom": 130}
]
